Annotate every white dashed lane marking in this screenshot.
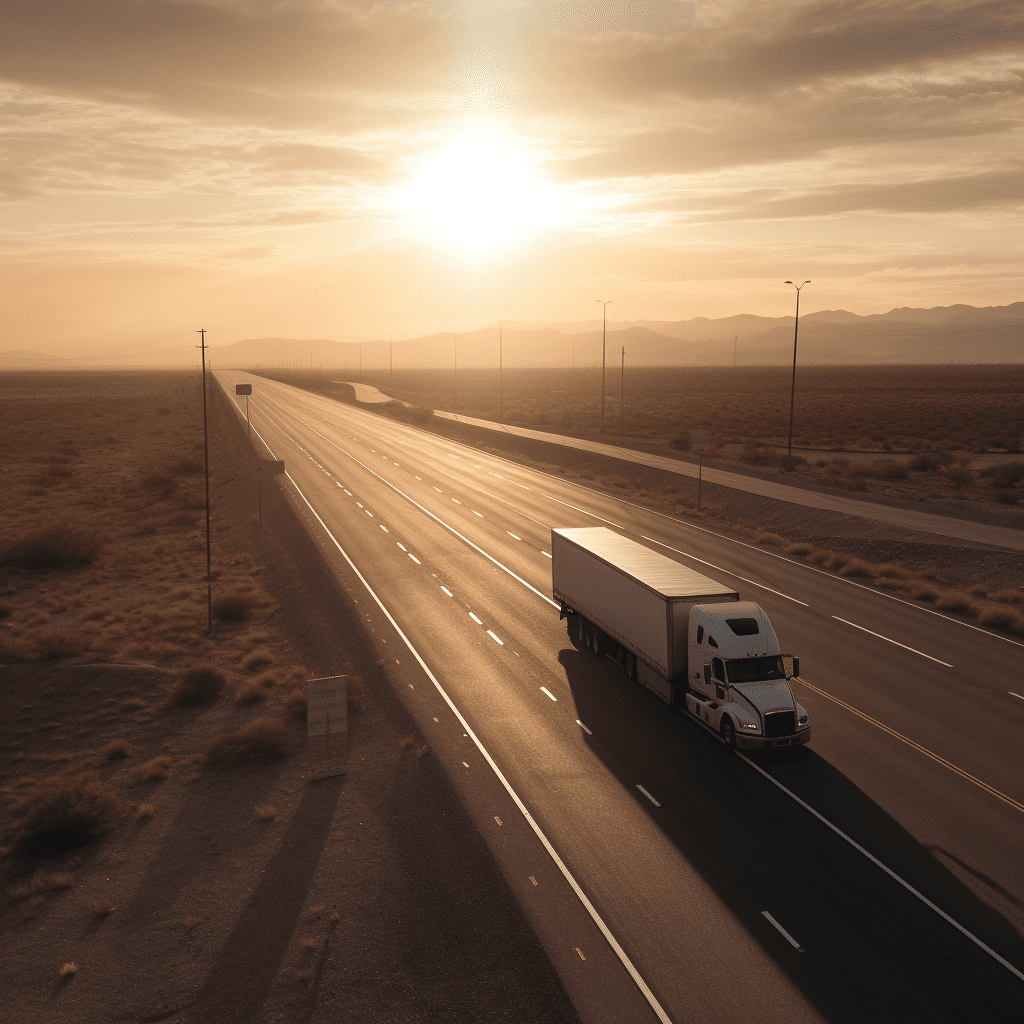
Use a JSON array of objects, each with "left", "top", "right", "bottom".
[
  {"left": 636, "top": 785, "right": 661, "bottom": 808},
  {"left": 487, "top": 630, "right": 503, "bottom": 645},
  {"left": 469, "top": 612, "right": 483, "bottom": 625},
  {"left": 506, "top": 532, "right": 521, "bottom": 541},
  {"left": 441, "top": 586, "right": 453, "bottom": 597},
  {"left": 408, "top": 553, "right": 421, "bottom": 564},
  {"left": 540, "top": 686, "right": 557, "bottom": 702}
]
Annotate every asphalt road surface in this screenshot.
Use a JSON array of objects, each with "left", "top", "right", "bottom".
[{"left": 217, "top": 371, "right": 1024, "bottom": 1024}]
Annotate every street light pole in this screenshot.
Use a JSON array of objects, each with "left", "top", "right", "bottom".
[
  {"left": 620, "top": 345, "right": 625, "bottom": 445},
  {"left": 784, "top": 280, "right": 810, "bottom": 460},
  {"left": 598, "top": 300, "right": 611, "bottom": 433},
  {"left": 196, "top": 329, "right": 212, "bottom": 634},
  {"left": 498, "top": 320, "right": 503, "bottom": 424}
]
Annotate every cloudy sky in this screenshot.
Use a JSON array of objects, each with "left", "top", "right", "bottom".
[{"left": 1, "top": 0, "right": 1021, "bottom": 354}]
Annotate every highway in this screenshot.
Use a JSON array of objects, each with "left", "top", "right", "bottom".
[{"left": 217, "top": 371, "right": 1024, "bottom": 1024}]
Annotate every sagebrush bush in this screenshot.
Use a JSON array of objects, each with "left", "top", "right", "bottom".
[
  {"left": 934, "top": 591, "right": 978, "bottom": 615},
  {"left": 234, "top": 678, "right": 269, "bottom": 706},
  {"left": 988, "top": 461, "right": 1024, "bottom": 488},
  {"left": 204, "top": 717, "right": 293, "bottom": 768},
  {"left": 99, "top": 739, "right": 136, "bottom": 762},
  {"left": 168, "top": 665, "right": 225, "bottom": 708},
  {"left": 137, "top": 756, "right": 171, "bottom": 783},
  {"left": 10, "top": 769, "right": 124, "bottom": 859},
  {"left": 282, "top": 682, "right": 307, "bottom": 720},
  {"left": 1, "top": 527, "right": 103, "bottom": 569},
  {"left": 213, "top": 592, "right": 258, "bottom": 621},
  {"left": 241, "top": 647, "right": 275, "bottom": 671}
]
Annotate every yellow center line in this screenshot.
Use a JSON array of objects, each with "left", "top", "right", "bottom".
[{"left": 796, "top": 677, "right": 1024, "bottom": 815}]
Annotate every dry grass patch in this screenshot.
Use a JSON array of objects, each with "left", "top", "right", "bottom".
[
  {"left": 203, "top": 717, "right": 293, "bottom": 769},
  {"left": 137, "top": 756, "right": 171, "bottom": 783},
  {"left": 9, "top": 769, "right": 124, "bottom": 859},
  {"left": 99, "top": 739, "right": 136, "bottom": 762},
  {"left": 281, "top": 680, "right": 307, "bottom": 720},
  {"left": 135, "top": 802, "right": 156, "bottom": 819},
  {"left": 184, "top": 916, "right": 201, "bottom": 929},
  {"left": 255, "top": 804, "right": 277, "bottom": 821},
  {"left": 234, "top": 678, "right": 269, "bottom": 706},
  {"left": 92, "top": 900, "right": 115, "bottom": 917},
  {"left": 59, "top": 962, "right": 79, "bottom": 977},
  {"left": 213, "top": 591, "right": 259, "bottom": 622},
  {"left": 991, "top": 588, "right": 1024, "bottom": 605},
  {"left": 168, "top": 665, "right": 226, "bottom": 708},
  {"left": 785, "top": 542, "right": 815, "bottom": 556},
  {"left": 240, "top": 647, "right": 275, "bottom": 672},
  {"left": 1, "top": 526, "right": 103, "bottom": 569},
  {"left": 10, "top": 870, "right": 76, "bottom": 901},
  {"left": 934, "top": 591, "right": 979, "bottom": 615}
]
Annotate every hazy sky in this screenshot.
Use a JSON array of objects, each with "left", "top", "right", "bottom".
[{"left": 1, "top": 0, "right": 1021, "bottom": 353}]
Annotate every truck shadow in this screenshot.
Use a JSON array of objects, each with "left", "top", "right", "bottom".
[{"left": 558, "top": 647, "right": 1024, "bottom": 1024}]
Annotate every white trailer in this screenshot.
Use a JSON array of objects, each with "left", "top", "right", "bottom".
[{"left": 552, "top": 527, "right": 810, "bottom": 750}]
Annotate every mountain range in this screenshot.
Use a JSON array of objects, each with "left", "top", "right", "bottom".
[{"left": 2, "top": 303, "right": 1021, "bottom": 370}]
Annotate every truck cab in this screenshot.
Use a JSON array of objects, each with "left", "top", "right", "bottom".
[{"left": 685, "top": 602, "right": 810, "bottom": 750}]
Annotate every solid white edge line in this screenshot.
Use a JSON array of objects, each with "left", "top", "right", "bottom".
[
  {"left": 542, "top": 551, "right": 552, "bottom": 558},
  {"left": 1010, "top": 692, "right": 1024, "bottom": 701},
  {"left": 641, "top": 535, "right": 809, "bottom": 607},
  {"left": 268, "top": 461, "right": 673, "bottom": 1022},
  {"left": 540, "top": 686, "right": 557, "bottom": 701},
  {"left": 636, "top": 785, "right": 661, "bottom": 808},
  {"left": 739, "top": 752, "right": 1024, "bottom": 983},
  {"left": 832, "top": 616, "right": 953, "bottom": 667},
  {"left": 762, "top": 912, "right": 803, "bottom": 952}
]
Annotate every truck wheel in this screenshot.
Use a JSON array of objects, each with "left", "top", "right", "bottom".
[
  {"left": 721, "top": 716, "right": 736, "bottom": 749},
  {"left": 568, "top": 615, "right": 584, "bottom": 650}
]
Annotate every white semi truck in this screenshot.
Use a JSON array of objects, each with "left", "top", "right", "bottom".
[{"left": 552, "top": 527, "right": 810, "bottom": 750}]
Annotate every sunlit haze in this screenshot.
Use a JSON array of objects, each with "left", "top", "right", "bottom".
[{"left": 0, "top": 0, "right": 1021, "bottom": 356}]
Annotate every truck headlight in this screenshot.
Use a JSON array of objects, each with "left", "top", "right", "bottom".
[
  {"left": 798, "top": 713, "right": 808, "bottom": 727},
  {"left": 741, "top": 722, "right": 759, "bottom": 731}
]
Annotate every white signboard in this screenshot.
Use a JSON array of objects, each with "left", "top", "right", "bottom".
[{"left": 307, "top": 675, "right": 347, "bottom": 779}]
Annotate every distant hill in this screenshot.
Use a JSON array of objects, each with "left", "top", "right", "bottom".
[{"left": 2, "top": 302, "right": 1020, "bottom": 370}]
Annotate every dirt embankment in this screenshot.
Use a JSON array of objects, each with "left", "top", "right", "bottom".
[{"left": 0, "top": 371, "right": 578, "bottom": 1024}]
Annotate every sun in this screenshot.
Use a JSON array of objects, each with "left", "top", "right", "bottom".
[{"left": 402, "top": 131, "right": 574, "bottom": 250}]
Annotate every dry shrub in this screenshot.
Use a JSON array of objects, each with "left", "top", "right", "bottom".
[
  {"left": 988, "top": 461, "right": 1024, "bottom": 488},
  {"left": 139, "top": 473, "right": 178, "bottom": 499},
  {"left": 168, "top": 665, "right": 225, "bottom": 708},
  {"left": 60, "top": 963, "right": 79, "bottom": 977},
  {"left": 755, "top": 533, "right": 788, "bottom": 548},
  {"left": 836, "top": 558, "right": 874, "bottom": 579},
  {"left": 241, "top": 647, "right": 275, "bottom": 672},
  {"left": 966, "top": 584, "right": 989, "bottom": 598},
  {"left": 990, "top": 588, "right": 1024, "bottom": 605},
  {"left": 235, "top": 678, "right": 269, "bottom": 706},
  {"left": 910, "top": 582, "right": 941, "bottom": 602},
  {"left": 934, "top": 591, "right": 978, "bottom": 615},
  {"left": 10, "top": 769, "right": 124, "bottom": 859},
  {"left": 255, "top": 804, "right": 277, "bottom": 821},
  {"left": 93, "top": 900, "right": 115, "bottom": 916},
  {"left": 10, "top": 870, "right": 76, "bottom": 900},
  {"left": 874, "top": 563, "right": 913, "bottom": 580},
  {"left": 135, "top": 803, "right": 155, "bottom": 819},
  {"left": 0, "top": 630, "right": 85, "bottom": 663},
  {"left": 204, "top": 717, "right": 293, "bottom": 769},
  {"left": 785, "top": 543, "right": 814, "bottom": 556},
  {"left": 282, "top": 681, "right": 307, "bottom": 721},
  {"left": 1, "top": 526, "right": 102, "bottom": 569},
  {"left": 137, "top": 756, "right": 171, "bottom": 783},
  {"left": 398, "top": 734, "right": 415, "bottom": 749},
  {"left": 99, "top": 739, "right": 136, "bottom": 762},
  {"left": 977, "top": 606, "right": 1022, "bottom": 630},
  {"left": 122, "top": 697, "right": 147, "bottom": 712},
  {"left": 213, "top": 591, "right": 258, "bottom": 622},
  {"left": 943, "top": 466, "right": 974, "bottom": 488},
  {"left": 741, "top": 444, "right": 781, "bottom": 468},
  {"left": 170, "top": 458, "right": 204, "bottom": 475},
  {"left": 805, "top": 549, "right": 831, "bottom": 565}
]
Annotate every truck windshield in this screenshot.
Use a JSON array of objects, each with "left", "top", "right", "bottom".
[{"left": 726, "top": 656, "right": 786, "bottom": 683}]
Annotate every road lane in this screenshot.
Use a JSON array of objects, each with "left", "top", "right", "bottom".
[{"left": 219, "top": 371, "right": 1024, "bottom": 1021}]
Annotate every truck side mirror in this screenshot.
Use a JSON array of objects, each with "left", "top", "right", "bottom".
[
  {"left": 703, "top": 664, "right": 711, "bottom": 685},
  {"left": 791, "top": 657, "right": 800, "bottom": 679}
]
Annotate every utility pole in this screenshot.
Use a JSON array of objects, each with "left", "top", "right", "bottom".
[
  {"left": 454, "top": 334, "right": 458, "bottom": 417},
  {"left": 390, "top": 336, "right": 394, "bottom": 391},
  {"left": 784, "top": 280, "right": 811, "bottom": 459},
  {"left": 196, "top": 329, "right": 212, "bottom": 634},
  {"left": 499, "top": 320, "right": 503, "bottom": 424},
  {"left": 598, "top": 300, "right": 611, "bottom": 433}
]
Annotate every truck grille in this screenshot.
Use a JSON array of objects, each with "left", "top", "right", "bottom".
[{"left": 764, "top": 710, "right": 796, "bottom": 737}]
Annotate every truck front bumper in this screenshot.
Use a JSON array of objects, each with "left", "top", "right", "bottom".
[{"left": 736, "top": 728, "right": 811, "bottom": 751}]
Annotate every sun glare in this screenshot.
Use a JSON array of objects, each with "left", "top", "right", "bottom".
[{"left": 402, "top": 131, "right": 574, "bottom": 250}]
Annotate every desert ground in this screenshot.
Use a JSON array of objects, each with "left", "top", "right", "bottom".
[{"left": 0, "top": 371, "right": 578, "bottom": 1024}]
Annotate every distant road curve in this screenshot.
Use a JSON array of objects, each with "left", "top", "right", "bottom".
[{"left": 339, "top": 384, "right": 1022, "bottom": 551}]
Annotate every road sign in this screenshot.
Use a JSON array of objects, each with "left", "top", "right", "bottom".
[
  {"left": 307, "top": 675, "right": 347, "bottom": 779},
  {"left": 235, "top": 384, "right": 252, "bottom": 395}
]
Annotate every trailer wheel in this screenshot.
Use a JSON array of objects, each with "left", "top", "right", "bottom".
[
  {"left": 567, "top": 614, "right": 585, "bottom": 650},
  {"left": 721, "top": 716, "right": 736, "bottom": 749},
  {"left": 625, "top": 652, "right": 637, "bottom": 682}
]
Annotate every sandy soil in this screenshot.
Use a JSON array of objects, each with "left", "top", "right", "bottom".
[{"left": 0, "top": 372, "right": 579, "bottom": 1024}]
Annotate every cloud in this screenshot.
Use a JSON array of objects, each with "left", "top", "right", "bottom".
[
  {"left": 529, "top": 0, "right": 1023, "bottom": 104},
  {"left": 0, "top": 0, "right": 452, "bottom": 125}
]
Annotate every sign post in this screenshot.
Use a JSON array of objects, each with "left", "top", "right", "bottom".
[
  {"left": 235, "top": 383, "right": 252, "bottom": 438},
  {"left": 690, "top": 429, "right": 707, "bottom": 511},
  {"left": 306, "top": 675, "right": 348, "bottom": 780}
]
